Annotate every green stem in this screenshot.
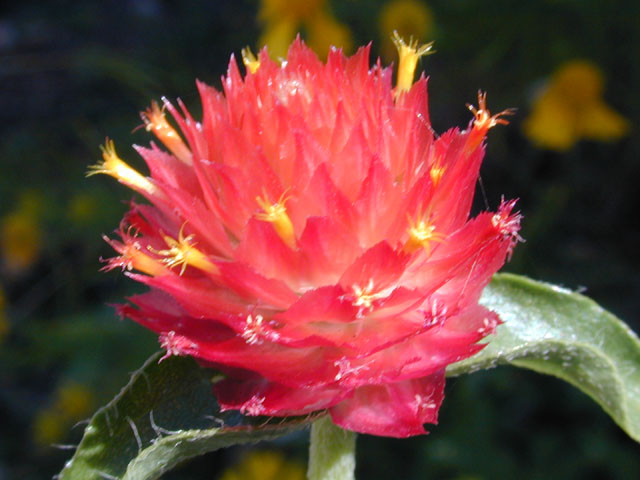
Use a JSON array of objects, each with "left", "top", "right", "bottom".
[{"left": 307, "top": 416, "right": 357, "bottom": 480}]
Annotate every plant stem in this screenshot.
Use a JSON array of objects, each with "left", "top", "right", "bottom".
[{"left": 307, "top": 415, "right": 357, "bottom": 480}]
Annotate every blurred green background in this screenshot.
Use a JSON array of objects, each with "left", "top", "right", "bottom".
[{"left": 1, "top": 1, "right": 639, "bottom": 478}]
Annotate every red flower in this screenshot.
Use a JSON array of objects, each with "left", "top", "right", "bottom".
[{"left": 93, "top": 37, "right": 521, "bottom": 437}]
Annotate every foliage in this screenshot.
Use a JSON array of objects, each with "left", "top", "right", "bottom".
[{"left": 58, "top": 353, "right": 318, "bottom": 480}]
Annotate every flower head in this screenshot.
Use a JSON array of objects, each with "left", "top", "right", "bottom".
[{"left": 96, "top": 37, "right": 521, "bottom": 437}]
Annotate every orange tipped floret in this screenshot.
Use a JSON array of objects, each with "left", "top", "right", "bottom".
[
  {"left": 468, "top": 91, "right": 515, "bottom": 130},
  {"left": 465, "top": 91, "right": 515, "bottom": 152},
  {"left": 392, "top": 31, "right": 434, "bottom": 96},
  {"left": 115, "top": 243, "right": 168, "bottom": 277},
  {"left": 102, "top": 230, "right": 168, "bottom": 277},
  {"left": 141, "top": 101, "right": 192, "bottom": 165},
  {"left": 88, "top": 139, "right": 159, "bottom": 197}
]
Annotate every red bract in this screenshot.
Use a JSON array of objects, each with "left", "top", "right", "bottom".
[{"left": 93, "top": 38, "right": 521, "bottom": 437}]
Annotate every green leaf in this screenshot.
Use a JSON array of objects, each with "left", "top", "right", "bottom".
[
  {"left": 59, "top": 353, "right": 318, "bottom": 480},
  {"left": 448, "top": 273, "right": 640, "bottom": 443}
]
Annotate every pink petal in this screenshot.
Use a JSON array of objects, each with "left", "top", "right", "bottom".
[
  {"left": 216, "top": 261, "right": 299, "bottom": 309},
  {"left": 215, "top": 377, "right": 348, "bottom": 416},
  {"left": 354, "top": 157, "right": 401, "bottom": 246},
  {"left": 298, "top": 216, "right": 362, "bottom": 285},
  {"left": 339, "top": 241, "right": 409, "bottom": 293},
  {"left": 333, "top": 304, "right": 498, "bottom": 388},
  {"left": 330, "top": 372, "right": 445, "bottom": 437},
  {"left": 235, "top": 218, "right": 302, "bottom": 288}
]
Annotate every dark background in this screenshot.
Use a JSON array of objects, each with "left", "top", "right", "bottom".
[{"left": 1, "top": 1, "right": 638, "bottom": 478}]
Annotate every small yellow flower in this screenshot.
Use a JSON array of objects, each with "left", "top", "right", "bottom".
[
  {"left": 56, "top": 382, "right": 95, "bottom": 420},
  {"left": 523, "top": 60, "right": 629, "bottom": 151},
  {"left": 33, "top": 412, "right": 66, "bottom": 447},
  {"left": 219, "top": 450, "right": 305, "bottom": 480},
  {"left": 379, "top": 0, "right": 434, "bottom": 62},
  {"left": 577, "top": 99, "right": 630, "bottom": 142},
  {"left": 257, "top": 0, "right": 352, "bottom": 59},
  {"left": 259, "top": 17, "right": 299, "bottom": 59},
  {"left": 307, "top": 10, "right": 354, "bottom": 59},
  {"left": 1, "top": 194, "right": 43, "bottom": 274},
  {"left": 33, "top": 382, "right": 95, "bottom": 446},
  {"left": 0, "top": 286, "right": 8, "bottom": 343},
  {"left": 259, "top": 0, "right": 326, "bottom": 24},
  {"left": 68, "top": 193, "right": 99, "bottom": 224}
]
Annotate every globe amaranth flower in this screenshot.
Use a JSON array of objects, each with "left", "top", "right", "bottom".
[{"left": 91, "top": 37, "right": 521, "bottom": 437}]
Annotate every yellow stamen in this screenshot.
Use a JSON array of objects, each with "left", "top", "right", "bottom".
[
  {"left": 241, "top": 46, "right": 261, "bottom": 74},
  {"left": 88, "top": 139, "right": 158, "bottom": 197},
  {"left": 150, "top": 224, "right": 218, "bottom": 275},
  {"left": 141, "top": 101, "right": 192, "bottom": 165},
  {"left": 429, "top": 163, "right": 446, "bottom": 187},
  {"left": 255, "top": 190, "right": 296, "bottom": 248},
  {"left": 392, "top": 31, "right": 434, "bottom": 96},
  {"left": 404, "top": 215, "right": 446, "bottom": 254},
  {"left": 353, "top": 279, "right": 385, "bottom": 310}
]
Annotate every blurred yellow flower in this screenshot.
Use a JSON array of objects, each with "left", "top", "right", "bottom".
[
  {"left": 307, "top": 10, "right": 354, "bottom": 59},
  {"left": 219, "top": 450, "right": 305, "bottom": 480},
  {"left": 1, "top": 194, "right": 43, "bottom": 274},
  {"left": 33, "top": 381, "right": 95, "bottom": 447},
  {"left": 56, "top": 382, "right": 95, "bottom": 419},
  {"left": 0, "top": 286, "right": 8, "bottom": 343},
  {"left": 523, "top": 61, "right": 630, "bottom": 151},
  {"left": 257, "top": 0, "right": 352, "bottom": 59},
  {"left": 259, "top": 18, "right": 299, "bottom": 59},
  {"left": 379, "top": 0, "right": 434, "bottom": 62},
  {"left": 259, "top": 0, "right": 326, "bottom": 23},
  {"left": 68, "top": 192, "right": 99, "bottom": 224},
  {"left": 33, "top": 412, "right": 66, "bottom": 448}
]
